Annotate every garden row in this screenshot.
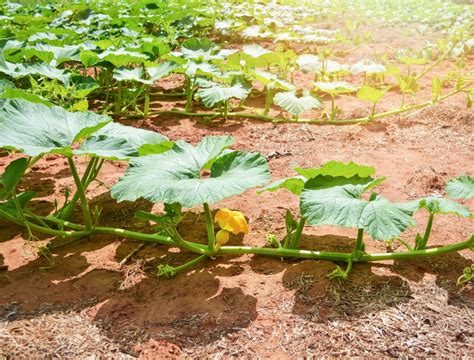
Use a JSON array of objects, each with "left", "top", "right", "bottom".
[{"left": 0, "top": 99, "right": 472, "bottom": 280}]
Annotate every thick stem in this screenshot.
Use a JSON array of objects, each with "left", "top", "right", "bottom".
[
  {"left": 105, "top": 67, "right": 111, "bottom": 105},
  {"left": 203, "top": 203, "right": 216, "bottom": 252},
  {"left": 288, "top": 218, "right": 306, "bottom": 249},
  {"left": 330, "top": 95, "right": 336, "bottom": 120},
  {"left": 354, "top": 228, "right": 365, "bottom": 252},
  {"left": 185, "top": 76, "right": 193, "bottom": 112},
  {"left": 216, "top": 235, "right": 473, "bottom": 261},
  {"left": 143, "top": 84, "right": 150, "bottom": 117},
  {"left": 115, "top": 81, "right": 122, "bottom": 115},
  {"left": 370, "top": 102, "right": 377, "bottom": 119},
  {"left": 67, "top": 158, "right": 92, "bottom": 230},
  {"left": 264, "top": 86, "right": 272, "bottom": 115},
  {"left": 58, "top": 157, "right": 97, "bottom": 220},
  {"left": 417, "top": 213, "right": 434, "bottom": 250}
]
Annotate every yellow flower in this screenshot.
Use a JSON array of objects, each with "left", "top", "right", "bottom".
[
  {"left": 215, "top": 229, "right": 230, "bottom": 245},
  {"left": 214, "top": 208, "right": 249, "bottom": 235}
]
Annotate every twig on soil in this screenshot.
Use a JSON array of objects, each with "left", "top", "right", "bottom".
[{"left": 120, "top": 243, "right": 147, "bottom": 266}]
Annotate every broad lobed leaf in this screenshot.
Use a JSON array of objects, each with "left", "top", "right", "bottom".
[{"left": 111, "top": 136, "right": 270, "bottom": 208}]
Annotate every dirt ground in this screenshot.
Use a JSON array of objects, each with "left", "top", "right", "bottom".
[{"left": 0, "top": 23, "right": 473, "bottom": 359}]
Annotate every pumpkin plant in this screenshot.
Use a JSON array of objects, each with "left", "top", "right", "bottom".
[
  {"left": 0, "top": 99, "right": 172, "bottom": 231},
  {"left": 111, "top": 135, "right": 271, "bottom": 274},
  {"left": 259, "top": 160, "right": 472, "bottom": 279}
]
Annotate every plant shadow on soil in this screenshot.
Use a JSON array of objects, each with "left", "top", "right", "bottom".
[
  {"left": 0, "top": 198, "right": 472, "bottom": 354},
  {"left": 249, "top": 234, "right": 415, "bottom": 321}
]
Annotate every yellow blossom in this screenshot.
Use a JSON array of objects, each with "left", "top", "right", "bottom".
[{"left": 214, "top": 208, "right": 249, "bottom": 235}]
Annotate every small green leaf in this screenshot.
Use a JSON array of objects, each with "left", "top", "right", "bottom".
[
  {"left": 0, "top": 158, "right": 29, "bottom": 200},
  {"left": 296, "top": 54, "right": 321, "bottom": 73},
  {"left": 419, "top": 197, "right": 470, "bottom": 217},
  {"left": 273, "top": 91, "right": 321, "bottom": 116},
  {"left": 357, "top": 85, "right": 385, "bottom": 104},
  {"left": 113, "top": 67, "right": 153, "bottom": 84},
  {"left": 254, "top": 70, "right": 295, "bottom": 91},
  {"left": 397, "top": 75, "right": 420, "bottom": 95},
  {"left": 196, "top": 82, "right": 250, "bottom": 107},
  {"left": 257, "top": 176, "right": 306, "bottom": 195},
  {"left": 314, "top": 81, "right": 356, "bottom": 95},
  {"left": 0, "top": 191, "right": 36, "bottom": 220},
  {"left": 351, "top": 60, "right": 386, "bottom": 74}
]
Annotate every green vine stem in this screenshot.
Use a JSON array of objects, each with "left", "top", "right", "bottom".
[
  {"left": 415, "top": 40, "right": 459, "bottom": 81},
  {"left": 5, "top": 212, "right": 474, "bottom": 267},
  {"left": 57, "top": 157, "right": 97, "bottom": 220},
  {"left": 115, "top": 81, "right": 122, "bottom": 115},
  {"left": 288, "top": 218, "right": 306, "bottom": 249},
  {"left": 264, "top": 86, "right": 272, "bottom": 115},
  {"left": 157, "top": 254, "right": 208, "bottom": 278},
  {"left": 203, "top": 203, "right": 216, "bottom": 252},
  {"left": 120, "top": 85, "right": 468, "bottom": 124},
  {"left": 0, "top": 208, "right": 90, "bottom": 239},
  {"left": 67, "top": 157, "right": 93, "bottom": 230},
  {"left": 354, "top": 228, "right": 365, "bottom": 255},
  {"left": 416, "top": 212, "right": 435, "bottom": 250},
  {"left": 143, "top": 84, "right": 150, "bottom": 117}
]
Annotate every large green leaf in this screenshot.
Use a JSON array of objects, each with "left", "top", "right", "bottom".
[
  {"left": 301, "top": 176, "right": 383, "bottom": 229},
  {"left": 98, "top": 49, "right": 148, "bottom": 67},
  {"left": 300, "top": 175, "right": 415, "bottom": 240},
  {"left": 111, "top": 136, "right": 270, "bottom": 208},
  {"left": 351, "top": 60, "right": 386, "bottom": 74},
  {"left": 359, "top": 194, "right": 418, "bottom": 240},
  {"left": 0, "top": 87, "right": 52, "bottom": 107},
  {"left": 242, "top": 44, "right": 272, "bottom": 59},
  {"left": 0, "top": 99, "right": 111, "bottom": 157},
  {"left": 259, "top": 161, "right": 376, "bottom": 196},
  {"left": 445, "top": 175, "right": 474, "bottom": 199},
  {"left": 357, "top": 85, "right": 386, "bottom": 104},
  {"left": 147, "top": 61, "right": 179, "bottom": 80},
  {"left": 0, "top": 56, "right": 70, "bottom": 85},
  {"left": 113, "top": 67, "right": 153, "bottom": 84},
  {"left": 77, "top": 123, "right": 170, "bottom": 160},
  {"left": 196, "top": 82, "right": 251, "bottom": 107},
  {"left": 273, "top": 91, "right": 321, "bottom": 116},
  {"left": 254, "top": 70, "right": 294, "bottom": 91},
  {"left": 19, "top": 44, "right": 81, "bottom": 64},
  {"left": 296, "top": 54, "right": 322, "bottom": 73},
  {"left": 179, "top": 38, "right": 235, "bottom": 60},
  {"left": 294, "top": 161, "right": 376, "bottom": 179}
]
